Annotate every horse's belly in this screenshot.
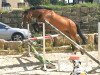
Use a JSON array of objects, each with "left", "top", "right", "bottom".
[{"left": 51, "top": 20, "right": 69, "bottom": 30}]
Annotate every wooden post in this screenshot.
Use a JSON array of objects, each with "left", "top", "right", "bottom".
[
  {"left": 43, "top": 23, "right": 47, "bottom": 70},
  {"left": 27, "top": 23, "right": 31, "bottom": 57},
  {"left": 21, "top": 22, "right": 23, "bottom": 28},
  {"left": 98, "top": 22, "right": 100, "bottom": 74},
  {"left": 98, "top": 22, "right": 100, "bottom": 59}
]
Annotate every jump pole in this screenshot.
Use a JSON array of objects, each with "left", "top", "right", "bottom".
[
  {"left": 98, "top": 22, "right": 100, "bottom": 61},
  {"left": 88, "top": 23, "right": 100, "bottom": 73},
  {"left": 27, "top": 23, "right": 31, "bottom": 57},
  {"left": 29, "top": 34, "right": 59, "bottom": 40},
  {"left": 98, "top": 22, "right": 100, "bottom": 74},
  {"left": 43, "top": 23, "right": 47, "bottom": 70},
  {"left": 45, "top": 20, "right": 100, "bottom": 67}
]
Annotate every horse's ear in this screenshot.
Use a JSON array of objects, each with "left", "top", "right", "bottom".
[{"left": 28, "top": 11, "right": 33, "bottom": 17}]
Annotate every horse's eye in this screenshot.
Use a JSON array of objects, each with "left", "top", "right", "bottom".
[{"left": 22, "top": 15, "right": 24, "bottom": 18}]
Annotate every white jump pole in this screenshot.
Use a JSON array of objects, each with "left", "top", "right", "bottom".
[
  {"left": 30, "top": 34, "right": 59, "bottom": 40},
  {"left": 45, "top": 20, "right": 100, "bottom": 67},
  {"left": 27, "top": 23, "right": 31, "bottom": 57},
  {"left": 98, "top": 22, "right": 100, "bottom": 57},
  {"left": 43, "top": 23, "right": 47, "bottom": 70},
  {"left": 98, "top": 22, "right": 100, "bottom": 74}
]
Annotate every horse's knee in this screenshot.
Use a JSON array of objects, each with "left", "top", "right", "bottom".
[
  {"left": 71, "top": 44, "right": 75, "bottom": 51},
  {"left": 71, "top": 44, "right": 77, "bottom": 54}
]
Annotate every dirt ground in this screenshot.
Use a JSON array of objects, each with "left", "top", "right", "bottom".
[{"left": 0, "top": 51, "right": 100, "bottom": 75}]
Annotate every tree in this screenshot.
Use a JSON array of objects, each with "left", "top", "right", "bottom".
[
  {"left": 27, "top": 0, "right": 50, "bottom": 6},
  {"left": 27, "top": 0, "right": 43, "bottom": 6},
  {"left": 85, "top": 0, "right": 93, "bottom": 3},
  {"left": 42, "top": 0, "right": 50, "bottom": 5},
  {"left": 50, "top": 0, "right": 58, "bottom": 5}
]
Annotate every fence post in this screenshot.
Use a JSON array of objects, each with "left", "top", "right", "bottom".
[
  {"left": 27, "top": 23, "right": 31, "bottom": 57},
  {"left": 98, "top": 22, "right": 100, "bottom": 75},
  {"left": 43, "top": 23, "right": 47, "bottom": 71},
  {"left": 98, "top": 22, "right": 100, "bottom": 57}
]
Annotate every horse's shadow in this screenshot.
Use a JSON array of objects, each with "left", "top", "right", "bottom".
[{"left": 0, "top": 56, "right": 41, "bottom": 73}]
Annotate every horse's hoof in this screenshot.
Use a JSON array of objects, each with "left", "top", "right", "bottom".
[
  {"left": 72, "top": 52, "right": 76, "bottom": 55},
  {"left": 80, "top": 51, "right": 84, "bottom": 55}
]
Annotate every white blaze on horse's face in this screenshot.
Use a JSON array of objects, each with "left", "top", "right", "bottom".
[{"left": 30, "top": 10, "right": 42, "bottom": 18}]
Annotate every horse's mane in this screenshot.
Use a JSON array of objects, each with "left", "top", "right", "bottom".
[
  {"left": 29, "top": 6, "right": 52, "bottom": 10},
  {"left": 23, "top": 9, "right": 30, "bottom": 14},
  {"left": 23, "top": 6, "right": 52, "bottom": 14}
]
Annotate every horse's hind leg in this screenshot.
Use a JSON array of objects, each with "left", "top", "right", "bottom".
[
  {"left": 74, "top": 35, "right": 84, "bottom": 55},
  {"left": 69, "top": 35, "right": 77, "bottom": 54},
  {"left": 64, "top": 31, "right": 78, "bottom": 54}
]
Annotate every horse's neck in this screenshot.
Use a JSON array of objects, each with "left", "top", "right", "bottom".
[
  {"left": 31, "top": 10, "right": 44, "bottom": 20},
  {"left": 48, "top": 11, "right": 60, "bottom": 22},
  {"left": 36, "top": 10, "right": 52, "bottom": 22}
]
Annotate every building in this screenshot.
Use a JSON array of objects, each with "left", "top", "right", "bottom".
[{"left": 0, "top": 0, "right": 29, "bottom": 10}]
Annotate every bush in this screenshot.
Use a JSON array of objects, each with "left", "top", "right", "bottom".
[{"left": 27, "top": 0, "right": 43, "bottom": 6}]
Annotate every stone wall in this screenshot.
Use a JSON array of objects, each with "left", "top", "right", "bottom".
[
  {"left": 0, "top": 10, "right": 22, "bottom": 28},
  {"left": 0, "top": 6, "right": 100, "bottom": 33},
  {"left": 61, "top": 6, "right": 100, "bottom": 33},
  {"left": 0, "top": 34, "right": 97, "bottom": 50}
]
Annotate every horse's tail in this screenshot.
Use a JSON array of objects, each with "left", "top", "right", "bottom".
[{"left": 76, "top": 24, "right": 87, "bottom": 44}]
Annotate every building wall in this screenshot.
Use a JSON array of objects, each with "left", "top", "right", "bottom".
[
  {"left": 0, "top": 0, "right": 2, "bottom": 9},
  {"left": 7, "top": 0, "right": 23, "bottom": 9},
  {"left": 0, "top": 0, "right": 28, "bottom": 9}
]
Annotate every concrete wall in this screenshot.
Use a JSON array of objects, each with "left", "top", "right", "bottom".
[
  {"left": 0, "top": 0, "right": 28, "bottom": 9},
  {"left": 7, "top": 0, "right": 19, "bottom": 8}
]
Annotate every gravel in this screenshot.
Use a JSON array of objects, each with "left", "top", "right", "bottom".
[{"left": 0, "top": 51, "right": 99, "bottom": 75}]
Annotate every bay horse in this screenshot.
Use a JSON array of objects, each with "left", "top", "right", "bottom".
[{"left": 22, "top": 6, "right": 87, "bottom": 54}]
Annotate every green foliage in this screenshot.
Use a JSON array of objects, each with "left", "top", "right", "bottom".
[
  {"left": 85, "top": 0, "right": 93, "bottom": 3},
  {"left": 50, "top": 0, "right": 59, "bottom": 5},
  {"left": 57, "top": 1, "right": 65, "bottom": 5},
  {"left": 72, "top": 3, "right": 99, "bottom": 8},
  {"left": 86, "top": 44, "right": 95, "bottom": 51},
  {"left": 0, "top": 9, "right": 9, "bottom": 13},
  {"left": 27, "top": 0, "right": 43, "bottom": 6},
  {"left": 27, "top": 0, "right": 51, "bottom": 6},
  {"left": 42, "top": 3, "right": 99, "bottom": 10},
  {"left": 42, "top": 4, "right": 62, "bottom": 10},
  {"left": 43, "top": 0, "right": 51, "bottom": 5}
]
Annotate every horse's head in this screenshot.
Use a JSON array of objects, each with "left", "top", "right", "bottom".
[
  {"left": 21, "top": 9, "right": 33, "bottom": 28},
  {"left": 27, "top": 6, "right": 52, "bottom": 21},
  {"left": 21, "top": 6, "right": 52, "bottom": 28}
]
